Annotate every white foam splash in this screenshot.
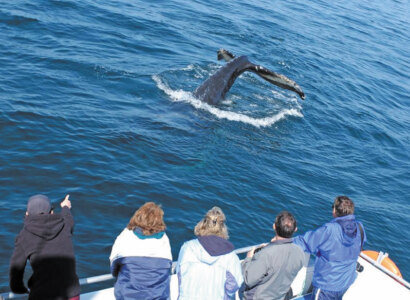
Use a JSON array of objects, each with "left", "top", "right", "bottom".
[
  {"left": 153, "top": 75, "right": 303, "bottom": 128},
  {"left": 181, "top": 64, "right": 195, "bottom": 71}
]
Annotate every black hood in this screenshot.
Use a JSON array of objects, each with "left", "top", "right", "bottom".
[{"left": 24, "top": 214, "right": 65, "bottom": 240}]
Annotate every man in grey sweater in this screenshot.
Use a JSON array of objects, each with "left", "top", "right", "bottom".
[{"left": 242, "top": 211, "right": 306, "bottom": 300}]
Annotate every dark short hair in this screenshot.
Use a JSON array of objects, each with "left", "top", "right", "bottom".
[
  {"left": 333, "top": 196, "right": 354, "bottom": 217},
  {"left": 275, "top": 211, "right": 297, "bottom": 238}
]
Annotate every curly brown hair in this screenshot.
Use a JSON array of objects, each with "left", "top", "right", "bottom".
[{"left": 127, "top": 202, "right": 166, "bottom": 235}]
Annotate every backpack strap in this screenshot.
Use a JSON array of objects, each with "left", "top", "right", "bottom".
[{"left": 358, "top": 222, "right": 364, "bottom": 250}]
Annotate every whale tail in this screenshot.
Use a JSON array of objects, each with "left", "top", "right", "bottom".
[{"left": 216, "top": 49, "right": 305, "bottom": 100}]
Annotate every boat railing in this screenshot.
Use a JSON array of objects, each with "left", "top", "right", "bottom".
[
  {"left": 360, "top": 252, "right": 410, "bottom": 289},
  {"left": 0, "top": 245, "right": 261, "bottom": 299}
]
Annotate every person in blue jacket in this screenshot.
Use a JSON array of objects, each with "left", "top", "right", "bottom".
[
  {"left": 176, "top": 206, "right": 243, "bottom": 300},
  {"left": 293, "top": 196, "right": 366, "bottom": 300},
  {"left": 110, "top": 202, "right": 172, "bottom": 300}
]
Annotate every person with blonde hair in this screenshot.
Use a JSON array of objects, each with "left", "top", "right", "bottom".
[
  {"left": 176, "top": 206, "right": 243, "bottom": 299},
  {"left": 110, "top": 202, "right": 172, "bottom": 300}
]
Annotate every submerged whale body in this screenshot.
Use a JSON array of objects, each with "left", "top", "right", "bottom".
[{"left": 193, "top": 49, "right": 305, "bottom": 105}]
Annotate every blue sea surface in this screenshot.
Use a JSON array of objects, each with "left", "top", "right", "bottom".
[{"left": 1, "top": 0, "right": 409, "bottom": 292}]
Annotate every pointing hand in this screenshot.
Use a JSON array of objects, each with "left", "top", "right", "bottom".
[{"left": 60, "top": 194, "right": 72, "bottom": 209}]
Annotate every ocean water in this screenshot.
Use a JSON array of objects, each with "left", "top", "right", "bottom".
[{"left": 1, "top": 0, "right": 409, "bottom": 292}]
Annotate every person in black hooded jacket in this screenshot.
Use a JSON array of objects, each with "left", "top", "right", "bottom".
[{"left": 9, "top": 194, "right": 80, "bottom": 300}]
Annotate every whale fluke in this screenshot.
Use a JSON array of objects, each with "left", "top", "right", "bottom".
[{"left": 193, "top": 49, "right": 305, "bottom": 105}]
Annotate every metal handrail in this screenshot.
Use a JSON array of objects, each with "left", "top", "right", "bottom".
[
  {"left": 359, "top": 252, "right": 410, "bottom": 289},
  {"left": 0, "top": 244, "right": 261, "bottom": 299}
]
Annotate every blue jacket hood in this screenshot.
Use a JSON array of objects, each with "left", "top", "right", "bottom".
[
  {"left": 332, "top": 215, "right": 358, "bottom": 246},
  {"left": 198, "top": 235, "right": 234, "bottom": 256}
]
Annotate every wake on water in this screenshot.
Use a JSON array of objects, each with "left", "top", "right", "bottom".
[{"left": 152, "top": 69, "right": 304, "bottom": 128}]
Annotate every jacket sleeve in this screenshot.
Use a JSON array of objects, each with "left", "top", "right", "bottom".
[
  {"left": 225, "top": 253, "right": 244, "bottom": 296},
  {"left": 110, "top": 257, "right": 121, "bottom": 277},
  {"left": 61, "top": 206, "right": 74, "bottom": 233},
  {"left": 358, "top": 221, "right": 367, "bottom": 248},
  {"left": 175, "top": 242, "right": 187, "bottom": 275},
  {"left": 293, "top": 225, "right": 330, "bottom": 255},
  {"left": 109, "top": 236, "right": 121, "bottom": 277},
  {"left": 109, "top": 234, "right": 123, "bottom": 277},
  {"left": 9, "top": 235, "right": 29, "bottom": 294},
  {"left": 241, "top": 250, "right": 270, "bottom": 289}
]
